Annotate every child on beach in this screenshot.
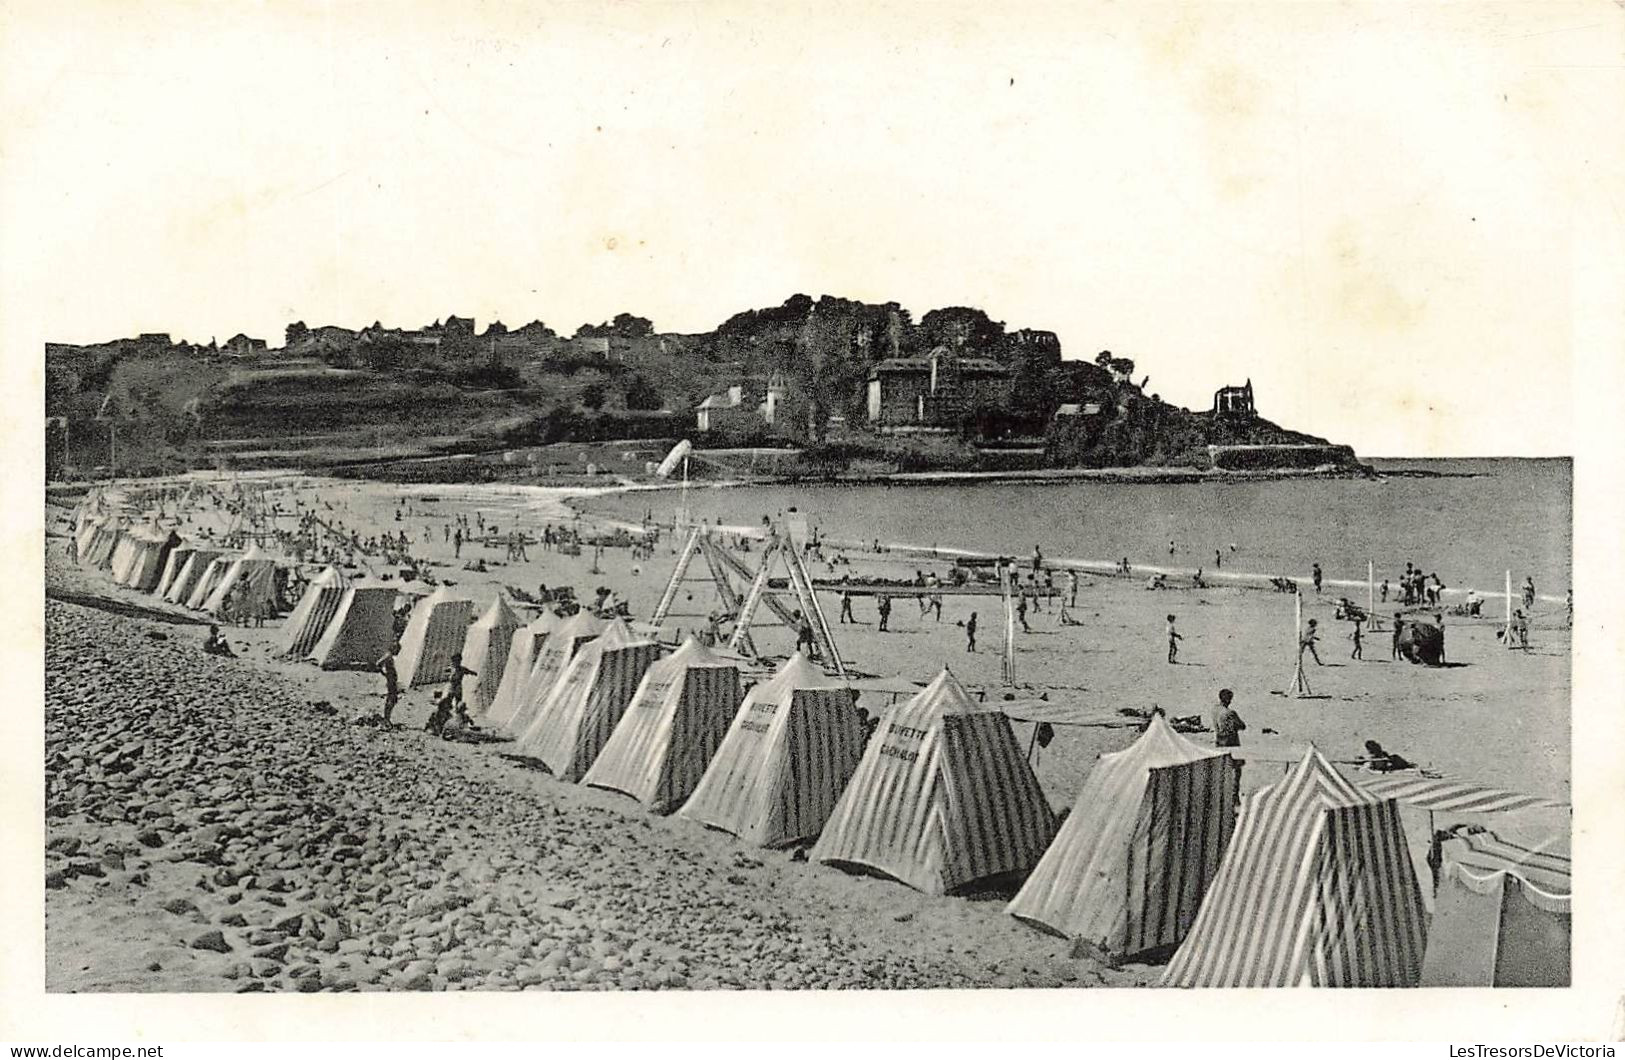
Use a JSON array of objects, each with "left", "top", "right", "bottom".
[
  {"left": 876, "top": 596, "right": 892, "bottom": 633},
  {"left": 1300, "top": 618, "right": 1323, "bottom": 665},
  {"left": 1349, "top": 618, "right": 1364, "bottom": 660},
  {"left": 1017, "top": 594, "right": 1031, "bottom": 633},
  {"left": 1213, "top": 689, "right": 1245, "bottom": 748},
  {"left": 442, "top": 653, "right": 477, "bottom": 728},
  {"left": 375, "top": 649, "right": 400, "bottom": 726},
  {"left": 1166, "top": 615, "right": 1182, "bottom": 664},
  {"left": 962, "top": 612, "right": 977, "bottom": 652}
]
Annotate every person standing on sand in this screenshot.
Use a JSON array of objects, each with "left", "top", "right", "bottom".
[
  {"left": 1300, "top": 618, "right": 1323, "bottom": 666},
  {"left": 1017, "top": 594, "right": 1031, "bottom": 633},
  {"left": 1067, "top": 570, "right": 1079, "bottom": 607},
  {"left": 795, "top": 611, "right": 817, "bottom": 655},
  {"left": 1166, "top": 614, "right": 1182, "bottom": 664},
  {"left": 375, "top": 649, "right": 400, "bottom": 726},
  {"left": 453, "top": 528, "right": 463, "bottom": 559},
  {"left": 1033, "top": 545, "right": 1043, "bottom": 573},
  {"left": 1213, "top": 689, "right": 1245, "bottom": 748},
  {"left": 1349, "top": 618, "right": 1364, "bottom": 660},
  {"left": 443, "top": 653, "right": 477, "bottom": 728},
  {"left": 1381, "top": 579, "right": 1390, "bottom": 603},
  {"left": 876, "top": 595, "right": 892, "bottom": 633},
  {"left": 963, "top": 612, "right": 977, "bottom": 652},
  {"left": 1391, "top": 613, "right": 1404, "bottom": 659},
  {"left": 1522, "top": 576, "right": 1536, "bottom": 611},
  {"left": 839, "top": 588, "right": 855, "bottom": 624}
]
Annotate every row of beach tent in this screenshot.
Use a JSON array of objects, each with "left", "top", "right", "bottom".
[{"left": 70, "top": 496, "right": 1570, "bottom": 988}]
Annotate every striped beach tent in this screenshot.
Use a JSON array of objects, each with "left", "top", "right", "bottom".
[
  {"left": 155, "top": 543, "right": 197, "bottom": 599},
  {"left": 185, "top": 554, "right": 236, "bottom": 610},
  {"left": 1007, "top": 714, "right": 1240, "bottom": 963},
  {"left": 165, "top": 547, "right": 227, "bottom": 605},
  {"left": 502, "top": 611, "right": 606, "bottom": 737},
  {"left": 1356, "top": 774, "right": 1567, "bottom": 815},
  {"left": 201, "top": 543, "right": 279, "bottom": 618},
  {"left": 584, "top": 637, "right": 743, "bottom": 814},
  {"left": 483, "top": 611, "right": 561, "bottom": 729},
  {"left": 513, "top": 620, "right": 663, "bottom": 782},
  {"left": 106, "top": 529, "right": 143, "bottom": 585},
  {"left": 1419, "top": 829, "right": 1570, "bottom": 987},
  {"left": 812, "top": 668, "right": 1057, "bottom": 896},
  {"left": 395, "top": 585, "right": 476, "bottom": 687},
  {"left": 1161, "top": 745, "right": 1427, "bottom": 988},
  {"left": 460, "top": 596, "right": 523, "bottom": 713},
  {"left": 679, "top": 652, "right": 867, "bottom": 849},
  {"left": 278, "top": 566, "right": 349, "bottom": 659},
  {"left": 80, "top": 517, "right": 122, "bottom": 569},
  {"left": 111, "top": 528, "right": 181, "bottom": 591},
  {"left": 308, "top": 583, "right": 400, "bottom": 670}
]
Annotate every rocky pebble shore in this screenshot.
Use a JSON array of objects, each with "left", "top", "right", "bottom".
[{"left": 45, "top": 595, "right": 1142, "bottom": 992}]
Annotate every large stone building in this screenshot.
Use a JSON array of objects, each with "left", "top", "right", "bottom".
[
  {"left": 1212, "top": 380, "right": 1256, "bottom": 417},
  {"left": 866, "top": 347, "right": 1014, "bottom": 431}
]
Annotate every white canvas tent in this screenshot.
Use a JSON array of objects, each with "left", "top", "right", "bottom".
[
  {"left": 201, "top": 543, "right": 279, "bottom": 619},
  {"left": 111, "top": 528, "right": 182, "bottom": 591},
  {"left": 395, "top": 585, "right": 475, "bottom": 688},
  {"left": 460, "top": 596, "right": 523, "bottom": 713},
  {"left": 584, "top": 637, "right": 743, "bottom": 813},
  {"left": 308, "top": 583, "right": 400, "bottom": 670},
  {"left": 812, "top": 667, "right": 1057, "bottom": 895},
  {"left": 185, "top": 554, "right": 236, "bottom": 610},
  {"left": 165, "top": 547, "right": 227, "bottom": 605},
  {"left": 1007, "top": 714, "right": 1240, "bottom": 963},
  {"left": 678, "top": 652, "right": 866, "bottom": 848},
  {"left": 155, "top": 543, "right": 197, "bottom": 599},
  {"left": 513, "top": 620, "right": 663, "bottom": 782},
  {"left": 278, "top": 566, "right": 349, "bottom": 659},
  {"left": 483, "top": 611, "right": 560, "bottom": 728},
  {"left": 502, "top": 611, "right": 606, "bottom": 737}
]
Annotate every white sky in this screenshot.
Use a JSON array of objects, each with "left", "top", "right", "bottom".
[{"left": 4, "top": 0, "right": 1620, "bottom": 455}]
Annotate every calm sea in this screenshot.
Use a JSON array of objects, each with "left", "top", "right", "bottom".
[{"left": 587, "top": 458, "right": 1571, "bottom": 597}]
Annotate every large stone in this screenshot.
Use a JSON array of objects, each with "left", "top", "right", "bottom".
[{"left": 190, "top": 930, "right": 232, "bottom": 954}]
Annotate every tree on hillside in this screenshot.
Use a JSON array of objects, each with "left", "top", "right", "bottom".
[
  {"left": 580, "top": 382, "right": 607, "bottom": 411},
  {"left": 918, "top": 307, "right": 1006, "bottom": 355},
  {"left": 285, "top": 321, "right": 310, "bottom": 348},
  {"left": 623, "top": 373, "right": 663, "bottom": 411}
]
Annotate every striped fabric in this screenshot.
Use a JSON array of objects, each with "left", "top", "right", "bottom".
[
  {"left": 1357, "top": 774, "right": 1566, "bottom": 814},
  {"left": 80, "top": 518, "right": 122, "bottom": 569},
  {"left": 679, "top": 652, "right": 866, "bottom": 848},
  {"left": 107, "top": 531, "right": 142, "bottom": 585},
  {"left": 1008, "top": 715, "right": 1239, "bottom": 962},
  {"left": 460, "top": 597, "right": 523, "bottom": 713},
  {"left": 484, "top": 612, "right": 561, "bottom": 728},
  {"left": 201, "top": 545, "right": 278, "bottom": 617},
  {"left": 481, "top": 611, "right": 559, "bottom": 728},
  {"left": 812, "top": 667, "right": 1056, "bottom": 896},
  {"left": 185, "top": 556, "right": 235, "bottom": 610},
  {"left": 395, "top": 586, "right": 476, "bottom": 687},
  {"left": 584, "top": 637, "right": 743, "bottom": 814},
  {"left": 1161, "top": 745, "right": 1427, "bottom": 988},
  {"left": 502, "top": 612, "right": 606, "bottom": 737},
  {"left": 277, "top": 567, "right": 348, "bottom": 659},
  {"left": 513, "top": 623, "right": 662, "bottom": 782},
  {"left": 1420, "top": 830, "right": 1571, "bottom": 987},
  {"left": 155, "top": 544, "right": 195, "bottom": 598},
  {"left": 309, "top": 585, "right": 400, "bottom": 670},
  {"left": 164, "top": 548, "right": 227, "bottom": 605}
]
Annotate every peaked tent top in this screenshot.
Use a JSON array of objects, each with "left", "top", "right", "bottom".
[
  {"left": 473, "top": 596, "right": 523, "bottom": 630},
  {"left": 551, "top": 610, "right": 606, "bottom": 642},
  {"left": 1269, "top": 744, "right": 1384, "bottom": 810},
  {"left": 891, "top": 667, "right": 1005, "bottom": 721},
  {"left": 593, "top": 617, "right": 654, "bottom": 651},
  {"left": 661, "top": 635, "right": 730, "bottom": 670},
  {"left": 421, "top": 584, "right": 466, "bottom": 606},
  {"left": 310, "top": 566, "right": 347, "bottom": 589},
  {"left": 1101, "top": 713, "right": 1232, "bottom": 771},
  {"left": 240, "top": 543, "right": 272, "bottom": 561},
  {"left": 522, "top": 610, "right": 562, "bottom": 636},
  {"left": 754, "top": 651, "right": 847, "bottom": 696}
]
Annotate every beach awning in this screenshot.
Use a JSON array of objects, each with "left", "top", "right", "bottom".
[
  {"left": 1355, "top": 774, "right": 1568, "bottom": 814},
  {"left": 993, "top": 699, "right": 1142, "bottom": 728}
]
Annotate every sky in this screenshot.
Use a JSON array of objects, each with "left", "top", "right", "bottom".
[{"left": 4, "top": 0, "right": 1620, "bottom": 456}]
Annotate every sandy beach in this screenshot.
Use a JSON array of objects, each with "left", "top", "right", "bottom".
[{"left": 44, "top": 473, "right": 1571, "bottom": 991}]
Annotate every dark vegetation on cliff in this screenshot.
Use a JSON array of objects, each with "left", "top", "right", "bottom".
[{"left": 45, "top": 295, "right": 1358, "bottom": 479}]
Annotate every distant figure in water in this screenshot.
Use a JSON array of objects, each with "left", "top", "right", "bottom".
[
  {"left": 1214, "top": 549, "right": 1222, "bottom": 570},
  {"left": 1032, "top": 545, "right": 1043, "bottom": 572},
  {"left": 1166, "top": 614, "right": 1182, "bottom": 664},
  {"left": 1067, "top": 570, "right": 1079, "bottom": 607},
  {"left": 1380, "top": 579, "right": 1390, "bottom": 603},
  {"left": 1311, "top": 563, "right": 1324, "bottom": 595},
  {"left": 1522, "top": 576, "right": 1536, "bottom": 611},
  {"left": 1168, "top": 540, "right": 1176, "bottom": 558}
]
